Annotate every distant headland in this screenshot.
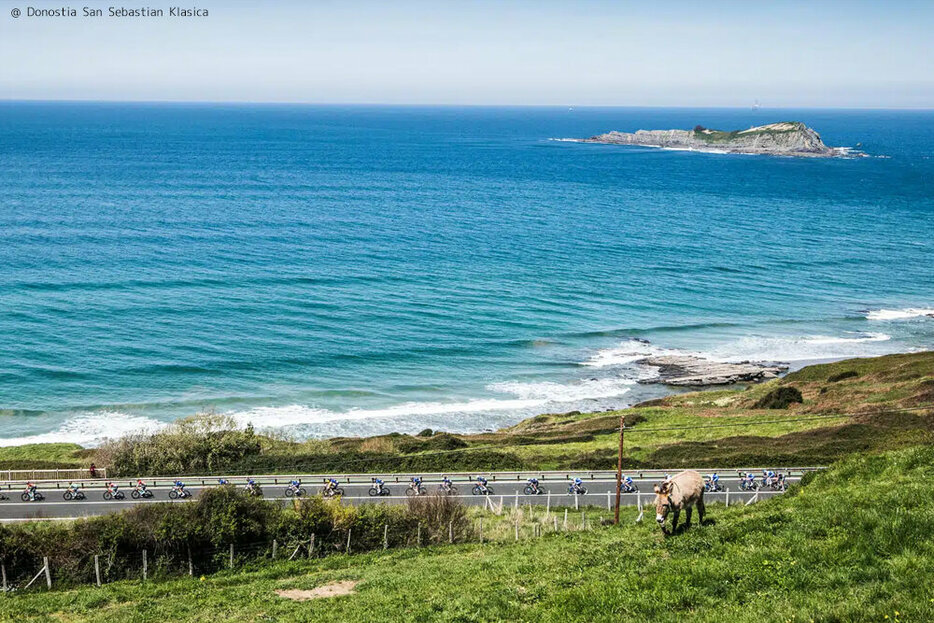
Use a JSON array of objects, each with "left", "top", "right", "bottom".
[{"left": 561, "top": 121, "right": 863, "bottom": 157}]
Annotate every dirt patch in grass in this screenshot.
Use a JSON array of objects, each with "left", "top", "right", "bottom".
[{"left": 276, "top": 580, "right": 358, "bottom": 601}]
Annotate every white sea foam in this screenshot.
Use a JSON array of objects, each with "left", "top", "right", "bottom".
[
  {"left": 701, "top": 333, "right": 895, "bottom": 363},
  {"left": 581, "top": 339, "right": 686, "bottom": 368},
  {"left": 488, "top": 378, "right": 634, "bottom": 402},
  {"left": 220, "top": 375, "right": 640, "bottom": 438},
  {"left": 0, "top": 413, "right": 165, "bottom": 448},
  {"left": 865, "top": 308, "right": 934, "bottom": 321},
  {"left": 229, "top": 397, "right": 546, "bottom": 430}
]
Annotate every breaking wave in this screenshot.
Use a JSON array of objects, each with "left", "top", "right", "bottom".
[
  {"left": 0, "top": 413, "right": 165, "bottom": 448},
  {"left": 865, "top": 308, "right": 934, "bottom": 321}
]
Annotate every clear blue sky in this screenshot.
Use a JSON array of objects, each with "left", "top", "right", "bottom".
[{"left": 1, "top": 0, "right": 932, "bottom": 107}]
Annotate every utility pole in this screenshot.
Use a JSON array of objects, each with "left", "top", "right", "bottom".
[{"left": 614, "top": 415, "right": 625, "bottom": 524}]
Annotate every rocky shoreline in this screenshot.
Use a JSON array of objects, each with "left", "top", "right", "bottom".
[
  {"left": 565, "top": 121, "right": 862, "bottom": 158},
  {"left": 637, "top": 355, "right": 788, "bottom": 387}
]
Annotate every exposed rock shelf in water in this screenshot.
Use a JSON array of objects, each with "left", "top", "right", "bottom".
[
  {"left": 567, "top": 122, "right": 862, "bottom": 158},
  {"left": 637, "top": 355, "right": 788, "bottom": 386}
]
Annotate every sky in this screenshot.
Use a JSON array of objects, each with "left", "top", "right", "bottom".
[{"left": 1, "top": 0, "right": 932, "bottom": 107}]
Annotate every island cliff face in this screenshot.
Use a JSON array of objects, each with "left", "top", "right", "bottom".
[{"left": 575, "top": 122, "right": 855, "bottom": 157}]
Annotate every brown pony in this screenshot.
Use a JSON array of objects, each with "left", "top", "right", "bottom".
[{"left": 654, "top": 470, "right": 705, "bottom": 534}]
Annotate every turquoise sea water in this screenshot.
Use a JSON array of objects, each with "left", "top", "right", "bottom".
[{"left": 1, "top": 103, "right": 932, "bottom": 445}]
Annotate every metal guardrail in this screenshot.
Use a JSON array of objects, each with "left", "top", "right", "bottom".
[{"left": 0, "top": 466, "right": 823, "bottom": 487}]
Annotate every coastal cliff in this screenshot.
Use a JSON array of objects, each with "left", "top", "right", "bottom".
[{"left": 572, "top": 121, "right": 858, "bottom": 157}]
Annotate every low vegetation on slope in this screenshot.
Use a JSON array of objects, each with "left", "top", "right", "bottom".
[
  {"left": 0, "top": 443, "right": 87, "bottom": 471},
  {"left": 5, "top": 445, "right": 934, "bottom": 622},
  {"left": 10, "top": 352, "right": 934, "bottom": 477}
]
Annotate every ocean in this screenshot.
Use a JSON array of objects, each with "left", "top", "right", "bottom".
[{"left": 1, "top": 102, "right": 932, "bottom": 447}]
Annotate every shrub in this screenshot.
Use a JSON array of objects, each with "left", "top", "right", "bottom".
[
  {"left": 98, "top": 414, "right": 262, "bottom": 476},
  {"left": 405, "top": 494, "right": 470, "bottom": 544},
  {"left": 828, "top": 370, "right": 859, "bottom": 383},
  {"left": 754, "top": 387, "right": 803, "bottom": 409},
  {"left": 0, "top": 488, "right": 477, "bottom": 589}
]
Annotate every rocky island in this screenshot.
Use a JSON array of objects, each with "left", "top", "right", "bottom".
[
  {"left": 567, "top": 121, "right": 860, "bottom": 157},
  {"left": 637, "top": 355, "right": 788, "bottom": 386}
]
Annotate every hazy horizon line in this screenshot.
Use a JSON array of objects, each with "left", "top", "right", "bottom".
[{"left": 2, "top": 98, "right": 932, "bottom": 111}]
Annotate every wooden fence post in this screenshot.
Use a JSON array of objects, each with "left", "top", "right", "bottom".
[
  {"left": 1, "top": 561, "right": 7, "bottom": 592},
  {"left": 309, "top": 534, "right": 315, "bottom": 558},
  {"left": 187, "top": 546, "right": 193, "bottom": 576},
  {"left": 563, "top": 509, "right": 568, "bottom": 530},
  {"left": 478, "top": 518, "right": 483, "bottom": 544},
  {"left": 44, "top": 557, "right": 52, "bottom": 589},
  {"left": 417, "top": 523, "right": 422, "bottom": 548},
  {"left": 448, "top": 521, "right": 454, "bottom": 544},
  {"left": 142, "top": 550, "right": 147, "bottom": 581},
  {"left": 272, "top": 539, "right": 278, "bottom": 559},
  {"left": 546, "top": 491, "right": 551, "bottom": 516},
  {"left": 575, "top": 493, "right": 579, "bottom": 510},
  {"left": 346, "top": 529, "right": 352, "bottom": 554},
  {"left": 94, "top": 555, "right": 101, "bottom": 587},
  {"left": 229, "top": 544, "right": 234, "bottom": 569},
  {"left": 553, "top": 516, "right": 558, "bottom": 532},
  {"left": 514, "top": 516, "right": 519, "bottom": 541},
  {"left": 725, "top": 489, "right": 730, "bottom": 507},
  {"left": 383, "top": 525, "right": 389, "bottom": 550}
]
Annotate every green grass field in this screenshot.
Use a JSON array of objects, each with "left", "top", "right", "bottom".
[
  {"left": 0, "top": 444, "right": 87, "bottom": 471},
  {"left": 5, "top": 445, "right": 933, "bottom": 622}
]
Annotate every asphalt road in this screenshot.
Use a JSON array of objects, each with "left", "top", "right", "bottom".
[{"left": 0, "top": 473, "right": 796, "bottom": 521}]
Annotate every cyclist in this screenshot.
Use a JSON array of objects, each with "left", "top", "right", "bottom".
[
  {"left": 245, "top": 478, "right": 259, "bottom": 494},
  {"left": 135, "top": 478, "right": 148, "bottom": 494},
  {"left": 475, "top": 475, "right": 489, "bottom": 493},
  {"left": 323, "top": 478, "right": 339, "bottom": 496},
  {"left": 439, "top": 475, "right": 453, "bottom": 492},
  {"left": 25, "top": 482, "right": 38, "bottom": 501},
  {"left": 218, "top": 478, "right": 229, "bottom": 486},
  {"left": 764, "top": 470, "right": 776, "bottom": 487},
  {"left": 410, "top": 476, "right": 424, "bottom": 494},
  {"left": 372, "top": 477, "right": 386, "bottom": 494},
  {"left": 173, "top": 480, "right": 187, "bottom": 495},
  {"left": 67, "top": 481, "right": 81, "bottom": 495},
  {"left": 106, "top": 481, "right": 120, "bottom": 496},
  {"left": 570, "top": 477, "right": 585, "bottom": 494},
  {"left": 527, "top": 477, "right": 540, "bottom": 493}
]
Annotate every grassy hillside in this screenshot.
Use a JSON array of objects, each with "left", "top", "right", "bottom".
[
  {"left": 0, "top": 443, "right": 87, "bottom": 470},
  {"left": 189, "top": 351, "right": 934, "bottom": 474},
  {"left": 5, "top": 445, "right": 934, "bottom": 622},
  {"left": 7, "top": 352, "right": 934, "bottom": 476}
]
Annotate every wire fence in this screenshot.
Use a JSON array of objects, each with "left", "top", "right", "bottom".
[{"left": 0, "top": 489, "right": 779, "bottom": 594}]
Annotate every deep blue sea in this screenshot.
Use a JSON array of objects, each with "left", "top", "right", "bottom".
[{"left": 1, "top": 103, "right": 933, "bottom": 446}]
